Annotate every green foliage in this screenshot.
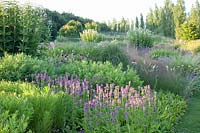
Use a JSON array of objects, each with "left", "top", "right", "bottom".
[
  {"left": 0, "top": 53, "right": 51, "bottom": 81},
  {"left": 179, "top": 22, "right": 200, "bottom": 40},
  {"left": 66, "top": 60, "right": 143, "bottom": 87},
  {"left": 80, "top": 29, "right": 104, "bottom": 43},
  {"left": 175, "top": 94, "right": 200, "bottom": 133},
  {"left": 0, "top": 81, "right": 78, "bottom": 132},
  {"left": 0, "top": 1, "right": 49, "bottom": 55},
  {"left": 45, "top": 9, "right": 93, "bottom": 40},
  {"left": 47, "top": 42, "right": 130, "bottom": 68},
  {"left": 146, "top": 5, "right": 163, "bottom": 34},
  {"left": 119, "top": 18, "right": 130, "bottom": 32},
  {"left": 162, "top": 0, "right": 175, "bottom": 38},
  {"left": 0, "top": 52, "right": 82, "bottom": 81},
  {"left": 149, "top": 48, "right": 179, "bottom": 58},
  {"left": 157, "top": 92, "right": 187, "bottom": 132},
  {"left": 170, "top": 54, "right": 200, "bottom": 75},
  {"left": 188, "top": 0, "right": 200, "bottom": 36},
  {"left": 59, "top": 20, "right": 83, "bottom": 37},
  {"left": 134, "top": 59, "right": 189, "bottom": 95},
  {"left": 0, "top": 111, "right": 30, "bottom": 133},
  {"left": 135, "top": 17, "right": 139, "bottom": 28},
  {"left": 82, "top": 85, "right": 186, "bottom": 132},
  {"left": 173, "top": 0, "right": 186, "bottom": 39},
  {"left": 128, "top": 28, "right": 154, "bottom": 47},
  {"left": 140, "top": 13, "right": 145, "bottom": 28}
]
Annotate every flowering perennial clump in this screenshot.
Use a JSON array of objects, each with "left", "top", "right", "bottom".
[{"left": 35, "top": 72, "right": 157, "bottom": 132}]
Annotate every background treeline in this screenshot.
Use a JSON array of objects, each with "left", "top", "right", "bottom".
[
  {"left": 146, "top": 0, "right": 200, "bottom": 40},
  {"left": 46, "top": 9, "right": 145, "bottom": 40}
]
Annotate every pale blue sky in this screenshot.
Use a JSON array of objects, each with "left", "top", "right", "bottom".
[{"left": 19, "top": 0, "right": 198, "bottom": 22}]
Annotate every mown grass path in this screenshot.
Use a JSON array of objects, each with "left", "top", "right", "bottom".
[{"left": 176, "top": 94, "right": 200, "bottom": 133}]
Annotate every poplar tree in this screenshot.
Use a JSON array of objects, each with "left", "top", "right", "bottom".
[
  {"left": 173, "top": 0, "right": 186, "bottom": 39},
  {"left": 188, "top": 0, "right": 200, "bottom": 34},
  {"left": 140, "top": 13, "right": 144, "bottom": 29},
  {"left": 161, "top": 0, "right": 175, "bottom": 38},
  {"left": 135, "top": 17, "right": 139, "bottom": 28},
  {"left": 146, "top": 9, "right": 155, "bottom": 31}
]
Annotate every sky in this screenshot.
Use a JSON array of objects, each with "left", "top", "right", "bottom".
[{"left": 18, "top": 0, "right": 198, "bottom": 22}]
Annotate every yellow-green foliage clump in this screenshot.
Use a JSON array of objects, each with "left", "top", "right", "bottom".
[{"left": 80, "top": 29, "right": 104, "bottom": 43}]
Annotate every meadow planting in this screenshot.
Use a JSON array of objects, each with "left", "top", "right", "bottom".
[{"left": 0, "top": 0, "right": 200, "bottom": 133}]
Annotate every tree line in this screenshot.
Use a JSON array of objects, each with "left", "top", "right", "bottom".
[{"left": 146, "top": 0, "right": 200, "bottom": 40}]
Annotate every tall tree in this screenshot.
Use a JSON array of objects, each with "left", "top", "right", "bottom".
[
  {"left": 146, "top": 8, "right": 155, "bottom": 31},
  {"left": 111, "top": 18, "right": 117, "bottom": 31},
  {"left": 173, "top": 0, "right": 186, "bottom": 39},
  {"left": 161, "top": 0, "right": 175, "bottom": 37},
  {"left": 188, "top": 0, "right": 200, "bottom": 35},
  {"left": 135, "top": 17, "right": 139, "bottom": 28},
  {"left": 154, "top": 4, "right": 163, "bottom": 33},
  {"left": 125, "top": 18, "right": 130, "bottom": 32},
  {"left": 130, "top": 19, "right": 134, "bottom": 30},
  {"left": 140, "top": 13, "right": 144, "bottom": 28},
  {"left": 119, "top": 17, "right": 126, "bottom": 32}
]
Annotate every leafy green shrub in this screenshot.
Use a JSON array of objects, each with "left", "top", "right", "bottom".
[
  {"left": 0, "top": 1, "right": 49, "bottom": 55},
  {"left": 150, "top": 49, "right": 179, "bottom": 58},
  {"left": 128, "top": 28, "right": 154, "bottom": 47},
  {"left": 80, "top": 29, "right": 104, "bottom": 43},
  {"left": 65, "top": 60, "right": 143, "bottom": 87},
  {"left": 59, "top": 20, "right": 83, "bottom": 37}
]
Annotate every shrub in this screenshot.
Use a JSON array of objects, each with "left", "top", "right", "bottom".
[
  {"left": 59, "top": 20, "right": 83, "bottom": 37},
  {"left": 65, "top": 60, "right": 143, "bottom": 87},
  {"left": 80, "top": 29, "right": 104, "bottom": 43},
  {"left": 128, "top": 28, "right": 154, "bottom": 47},
  {"left": 0, "top": 1, "right": 49, "bottom": 55},
  {"left": 149, "top": 49, "right": 179, "bottom": 59}
]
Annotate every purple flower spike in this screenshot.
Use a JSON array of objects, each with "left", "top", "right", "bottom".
[
  {"left": 84, "top": 103, "right": 89, "bottom": 112},
  {"left": 80, "top": 129, "right": 85, "bottom": 133}
]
